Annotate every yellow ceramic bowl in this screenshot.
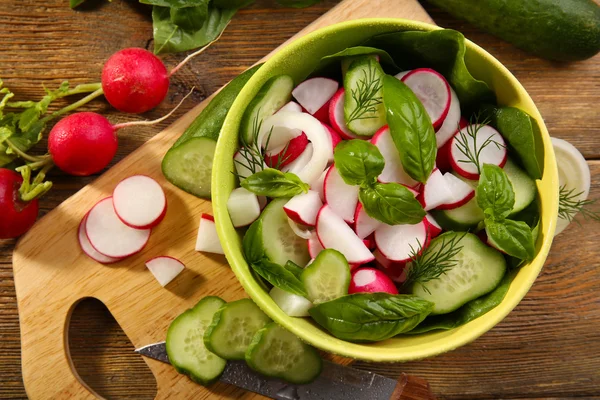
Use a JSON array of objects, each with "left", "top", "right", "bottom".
[{"left": 213, "top": 19, "right": 558, "bottom": 362}]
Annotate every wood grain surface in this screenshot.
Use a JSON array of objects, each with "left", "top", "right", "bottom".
[{"left": 0, "top": 0, "right": 599, "bottom": 399}]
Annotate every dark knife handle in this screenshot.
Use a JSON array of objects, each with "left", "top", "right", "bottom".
[{"left": 390, "top": 373, "right": 436, "bottom": 400}]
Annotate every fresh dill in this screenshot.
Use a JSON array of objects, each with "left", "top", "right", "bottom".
[
  {"left": 346, "top": 65, "right": 383, "bottom": 124},
  {"left": 454, "top": 113, "right": 504, "bottom": 175},
  {"left": 558, "top": 184, "right": 599, "bottom": 224}
]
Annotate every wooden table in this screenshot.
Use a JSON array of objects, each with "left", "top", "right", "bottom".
[{"left": 1, "top": 1, "right": 599, "bottom": 398}]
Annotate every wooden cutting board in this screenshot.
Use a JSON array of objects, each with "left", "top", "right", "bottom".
[{"left": 12, "top": 1, "right": 433, "bottom": 399}]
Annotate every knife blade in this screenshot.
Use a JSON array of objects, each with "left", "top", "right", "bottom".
[{"left": 135, "top": 341, "right": 434, "bottom": 400}]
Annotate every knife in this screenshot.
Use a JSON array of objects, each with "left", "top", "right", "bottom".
[{"left": 136, "top": 341, "right": 435, "bottom": 400}]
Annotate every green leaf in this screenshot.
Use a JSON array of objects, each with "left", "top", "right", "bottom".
[
  {"left": 70, "top": 0, "right": 87, "bottom": 8},
  {"left": 213, "top": 0, "right": 255, "bottom": 8},
  {"left": 486, "top": 219, "right": 535, "bottom": 261},
  {"left": 382, "top": 75, "right": 436, "bottom": 183},
  {"left": 251, "top": 259, "right": 307, "bottom": 297},
  {"left": 333, "top": 140, "right": 384, "bottom": 186},
  {"left": 241, "top": 168, "right": 309, "bottom": 197},
  {"left": 275, "top": 0, "right": 320, "bottom": 8},
  {"left": 242, "top": 218, "right": 265, "bottom": 265},
  {"left": 169, "top": 3, "right": 208, "bottom": 31},
  {"left": 284, "top": 260, "right": 304, "bottom": 280},
  {"left": 308, "top": 293, "right": 434, "bottom": 342},
  {"left": 318, "top": 46, "right": 400, "bottom": 73},
  {"left": 141, "top": 0, "right": 208, "bottom": 7},
  {"left": 359, "top": 182, "right": 425, "bottom": 225},
  {"left": 476, "top": 164, "right": 515, "bottom": 221}
]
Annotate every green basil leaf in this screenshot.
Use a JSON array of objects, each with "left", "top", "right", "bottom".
[
  {"left": 476, "top": 164, "right": 515, "bottom": 221},
  {"left": 251, "top": 259, "right": 307, "bottom": 297},
  {"left": 70, "top": 0, "right": 87, "bottom": 8},
  {"left": 486, "top": 219, "right": 535, "bottom": 261},
  {"left": 309, "top": 293, "right": 434, "bottom": 342},
  {"left": 283, "top": 260, "right": 304, "bottom": 280},
  {"left": 333, "top": 140, "right": 384, "bottom": 186},
  {"left": 275, "top": 0, "right": 320, "bottom": 7},
  {"left": 141, "top": 0, "right": 207, "bottom": 7},
  {"left": 359, "top": 182, "right": 425, "bottom": 225},
  {"left": 382, "top": 75, "right": 436, "bottom": 184},
  {"left": 241, "top": 168, "right": 309, "bottom": 197},
  {"left": 213, "top": 0, "right": 255, "bottom": 8},
  {"left": 169, "top": 3, "right": 208, "bottom": 31},
  {"left": 242, "top": 218, "right": 265, "bottom": 265}
]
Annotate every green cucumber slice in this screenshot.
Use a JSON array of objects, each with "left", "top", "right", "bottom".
[
  {"left": 301, "top": 249, "right": 350, "bottom": 304},
  {"left": 245, "top": 322, "right": 322, "bottom": 384},
  {"left": 166, "top": 296, "right": 227, "bottom": 385},
  {"left": 204, "top": 298, "right": 272, "bottom": 360},
  {"left": 432, "top": 195, "right": 484, "bottom": 231},
  {"left": 503, "top": 158, "right": 536, "bottom": 214}
]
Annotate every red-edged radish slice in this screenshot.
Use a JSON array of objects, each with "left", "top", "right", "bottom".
[
  {"left": 354, "top": 203, "right": 382, "bottom": 239},
  {"left": 374, "top": 220, "right": 428, "bottom": 262},
  {"left": 78, "top": 214, "right": 121, "bottom": 264},
  {"left": 363, "top": 235, "right": 376, "bottom": 251},
  {"left": 436, "top": 172, "right": 475, "bottom": 210},
  {"left": 328, "top": 89, "right": 361, "bottom": 140},
  {"left": 292, "top": 77, "right": 339, "bottom": 115},
  {"left": 316, "top": 205, "right": 374, "bottom": 264},
  {"left": 284, "top": 190, "right": 323, "bottom": 226},
  {"left": 324, "top": 165, "right": 359, "bottom": 223},
  {"left": 450, "top": 124, "right": 507, "bottom": 179},
  {"left": 307, "top": 234, "right": 324, "bottom": 259},
  {"left": 145, "top": 256, "right": 185, "bottom": 287},
  {"left": 112, "top": 175, "right": 166, "bottom": 229},
  {"left": 420, "top": 169, "right": 454, "bottom": 211},
  {"left": 234, "top": 148, "right": 264, "bottom": 182},
  {"left": 437, "top": 118, "right": 467, "bottom": 172},
  {"left": 394, "top": 70, "right": 412, "bottom": 80},
  {"left": 282, "top": 142, "right": 313, "bottom": 175},
  {"left": 371, "top": 126, "right": 419, "bottom": 188},
  {"left": 348, "top": 268, "right": 398, "bottom": 295},
  {"left": 424, "top": 213, "right": 442, "bottom": 238},
  {"left": 86, "top": 197, "right": 151, "bottom": 258},
  {"left": 227, "top": 187, "right": 261, "bottom": 228},
  {"left": 265, "top": 132, "right": 309, "bottom": 168},
  {"left": 435, "top": 88, "right": 463, "bottom": 148},
  {"left": 312, "top": 166, "right": 328, "bottom": 202},
  {"left": 401, "top": 68, "right": 451, "bottom": 130},
  {"left": 276, "top": 101, "right": 302, "bottom": 114},
  {"left": 322, "top": 123, "right": 342, "bottom": 163},
  {"left": 195, "top": 213, "right": 224, "bottom": 254},
  {"left": 374, "top": 250, "right": 408, "bottom": 283},
  {"left": 312, "top": 100, "right": 331, "bottom": 125}
]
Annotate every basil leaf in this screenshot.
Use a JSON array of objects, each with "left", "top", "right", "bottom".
[
  {"left": 476, "top": 164, "right": 515, "bottom": 221},
  {"left": 333, "top": 140, "right": 384, "bottom": 186},
  {"left": 382, "top": 75, "right": 436, "bottom": 183},
  {"left": 213, "top": 0, "right": 255, "bottom": 7},
  {"left": 169, "top": 3, "right": 208, "bottom": 31},
  {"left": 284, "top": 260, "right": 304, "bottom": 280},
  {"left": 309, "top": 293, "right": 434, "bottom": 342},
  {"left": 359, "top": 182, "right": 425, "bottom": 225},
  {"left": 242, "top": 218, "right": 265, "bottom": 265},
  {"left": 251, "top": 259, "right": 307, "bottom": 297},
  {"left": 275, "top": 0, "right": 320, "bottom": 7},
  {"left": 486, "top": 219, "right": 535, "bottom": 260},
  {"left": 70, "top": 0, "right": 87, "bottom": 8},
  {"left": 141, "top": 0, "right": 207, "bottom": 7},
  {"left": 241, "top": 168, "right": 309, "bottom": 197}
]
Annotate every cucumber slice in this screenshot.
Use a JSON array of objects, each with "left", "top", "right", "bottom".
[
  {"left": 240, "top": 75, "right": 294, "bottom": 144},
  {"left": 204, "top": 298, "right": 272, "bottom": 360},
  {"left": 410, "top": 232, "right": 506, "bottom": 314},
  {"left": 343, "top": 56, "right": 386, "bottom": 136},
  {"left": 166, "top": 296, "right": 227, "bottom": 385},
  {"left": 301, "top": 249, "right": 350, "bottom": 304},
  {"left": 245, "top": 322, "right": 322, "bottom": 384},
  {"left": 503, "top": 158, "right": 536, "bottom": 214},
  {"left": 161, "top": 137, "right": 216, "bottom": 199},
  {"left": 432, "top": 196, "right": 484, "bottom": 231},
  {"left": 269, "top": 286, "right": 313, "bottom": 317}
]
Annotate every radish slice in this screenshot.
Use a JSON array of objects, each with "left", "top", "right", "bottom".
[
  {"left": 401, "top": 68, "right": 451, "bottom": 130},
  {"left": 316, "top": 205, "right": 374, "bottom": 264},
  {"left": 424, "top": 213, "right": 442, "bottom": 238},
  {"left": 312, "top": 167, "right": 328, "bottom": 202},
  {"left": 450, "top": 124, "right": 507, "bottom": 179},
  {"left": 78, "top": 214, "right": 121, "bottom": 264},
  {"left": 282, "top": 142, "right": 313, "bottom": 175},
  {"left": 394, "top": 70, "right": 412, "bottom": 80},
  {"left": 373, "top": 250, "right": 407, "bottom": 283},
  {"left": 435, "top": 87, "right": 462, "bottom": 148},
  {"left": 552, "top": 137, "right": 591, "bottom": 235},
  {"left": 322, "top": 123, "right": 342, "bottom": 163},
  {"left": 227, "top": 187, "right": 261, "bottom": 228},
  {"left": 112, "top": 175, "right": 166, "bottom": 229},
  {"left": 276, "top": 101, "right": 302, "bottom": 114},
  {"left": 234, "top": 148, "right": 264, "bottom": 182},
  {"left": 348, "top": 267, "right": 398, "bottom": 295},
  {"left": 307, "top": 234, "right": 324, "bottom": 259},
  {"left": 354, "top": 203, "right": 382, "bottom": 239},
  {"left": 287, "top": 218, "right": 313, "bottom": 240},
  {"left": 270, "top": 286, "right": 313, "bottom": 317},
  {"left": 195, "top": 213, "right": 224, "bottom": 254},
  {"left": 265, "top": 132, "right": 309, "bottom": 168},
  {"left": 312, "top": 101, "right": 331, "bottom": 125},
  {"left": 145, "top": 256, "right": 185, "bottom": 287},
  {"left": 324, "top": 165, "right": 359, "bottom": 223},
  {"left": 284, "top": 190, "right": 323, "bottom": 226},
  {"left": 328, "top": 89, "right": 361, "bottom": 140},
  {"left": 436, "top": 172, "right": 475, "bottom": 210},
  {"left": 292, "top": 77, "right": 339, "bottom": 115},
  {"left": 420, "top": 169, "right": 454, "bottom": 211},
  {"left": 86, "top": 197, "right": 151, "bottom": 258},
  {"left": 371, "top": 126, "right": 419, "bottom": 187},
  {"left": 374, "top": 221, "right": 428, "bottom": 262}
]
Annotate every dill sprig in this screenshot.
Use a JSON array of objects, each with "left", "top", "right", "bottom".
[
  {"left": 558, "top": 185, "right": 600, "bottom": 224},
  {"left": 346, "top": 65, "right": 383, "bottom": 124},
  {"left": 454, "top": 113, "right": 504, "bottom": 175},
  {"left": 403, "top": 232, "right": 467, "bottom": 294}
]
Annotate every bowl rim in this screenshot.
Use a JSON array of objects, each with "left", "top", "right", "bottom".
[{"left": 213, "top": 18, "right": 559, "bottom": 362}]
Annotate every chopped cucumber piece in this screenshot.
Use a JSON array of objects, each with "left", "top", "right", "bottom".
[
  {"left": 204, "top": 299, "right": 272, "bottom": 360},
  {"left": 301, "top": 249, "right": 350, "bottom": 304},
  {"left": 503, "top": 158, "right": 536, "bottom": 214},
  {"left": 270, "top": 286, "right": 313, "bottom": 317},
  {"left": 432, "top": 195, "right": 484, "bottom": 231},
  {"left": 245, "top": 322, "right": 322, "bottom": 384},
  {"left": 166, "top": 296, "right": 227, "bottom": 385}
]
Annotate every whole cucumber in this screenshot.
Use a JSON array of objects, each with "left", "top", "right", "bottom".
[{"left": 428, "top": 0, "right": 600, "bottom": 61}]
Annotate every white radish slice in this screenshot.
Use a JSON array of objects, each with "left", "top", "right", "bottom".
[
  {"left": 354, "top": 203, "right": 382, "bottom": 239},
  {"left": 394, "top": 70, "right": 412, "bottom": 80},
  {"left": 371, "top": 126, "right": 419, "bottom": 187},
  {"left": 373, "top": 250, "right": 408, "bottom": 283},
  {"left": 435, "top": 87, "right": 462, "bottom": 148},
  {"left": 436, "top": 172, "right": 476, "bottom": 210},
  {"left": 450, "top": 124, "right": 507, "bottom": 179},
  {"left": 552, "top": 137, "right": 591, "bottom": 235},
  {"left": 322, "top": 123, "right": 342, "bottom": 163},
  {"left": 283, "top": 143, "right": 313, "bottom": 175},
  {"left": 195, "top": 214, "right": 224, "bottom": 254},
  {"left": 420, "top": 169, "right": 454, "bottom": 211},
  {"left": 374, "top": 221, "right": 428, "bottom": 262},
  {"left": 328, "top": 89, "right": 361, "bottom": 140},
  {"left": 284, "top": 190, "right": 323, "bottom": 226},
  {"left": 287, "top": 218, "right": 313, "bottom": 240},
  {"left": 270, "top": 286, "right": 313, "bottom": 317},
  {"left": 292, "top": 77, "right": 339, "bottom": 115},
  {"left": 112, "top": 175, "right": 166, "bottom": 229},
  {"left": 86, "top": 197, "right": 151, "bottom": 258},
  {"left": 227, "top": 187, "right": 261, "bottom": 228},
  {"left": 316, "top": 205, "right": 374, "bottom": 264},
  {"left": 312, "top": 167, "right": 328, "bottom": 202},
  {"left": 234, "top": 148, "right": 264, "bottom": 182},
  {"left": 424, "top": 213, "right": 442, "bottom": 238},
  {"left": 348, "top": 267, "right": 398, "bottom": 295},
  {"left": 401, "top": 68, "right": 451, "bottom": 130},
  {"left": 265, "top": 132, "right": 309, "bottom": 169},
  {"left": 276, "top": 101, "right": 302, "bottom": 114},
  {"left": 78, "top": 214, "right": 121, "bottom": 264},
  {"left": 324, "top": 165, "right": 359, "bottom": 223},
  {"left": 307, "top": 234, "right": 324, "bottom": 259},
  {"left": 145, "top": 256, "right": 185, "bottom": 287}
]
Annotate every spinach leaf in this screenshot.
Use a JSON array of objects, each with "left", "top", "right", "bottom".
[
  {"left": 241, "top": 168, "right": 309, "bottom": 197},
  {"left": 309, "top": 293, "right": 434, "bottom": 342},
  {"left": 382, "top": 75, "right": 436, "bottom": 183},
  {"left": 284, "top": 260, "right": 304, "bottom": 280},
  {"left": 169, "top": 3, "right": 208, "bottom": 31},
  {"left": 486, "top": 219, "right": 535, "bottom": 261},
  {"left": 318, "top": 46, "right": 400, "bottom": 72},
  {"left": 251, "top": 259, "right": 307, "bottom": 297},
  {"left": 242, "top": 218, "right": 265, "bottom": 265},
  {"left": 333, "top": 140, "right": 384, "bottom": 186},
  {"left": 141, "top": 0, "right": 208, "bottom": 7},
  {"left": 275, "top": 0, "right": 321, "bottom": 7},
  {"left": 367, "top": 29, "right": 496, "bottom": 112},
  {"left": 213, "top": 0, "right": 255, "bottom": 7},
  {"left": 359, "top": 182, "right": 425, "bottom": 225},
  {"left": 70, "top": 0, "right": 87, "bottom": 9},
  {"left": 476, "top": 164, "right": 515, "bottom": 220}
]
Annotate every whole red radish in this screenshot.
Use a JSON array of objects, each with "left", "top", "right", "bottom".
[
  {"left": 0, "top": 169, "right": 39, "bottom": 239},
  {"left": 348, "top": 267, "right": 398, "bottom": 295}
]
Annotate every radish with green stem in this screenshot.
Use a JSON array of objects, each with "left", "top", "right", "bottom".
[{"left": 0, "top": 169, "right": 40, "bottom": 239}]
